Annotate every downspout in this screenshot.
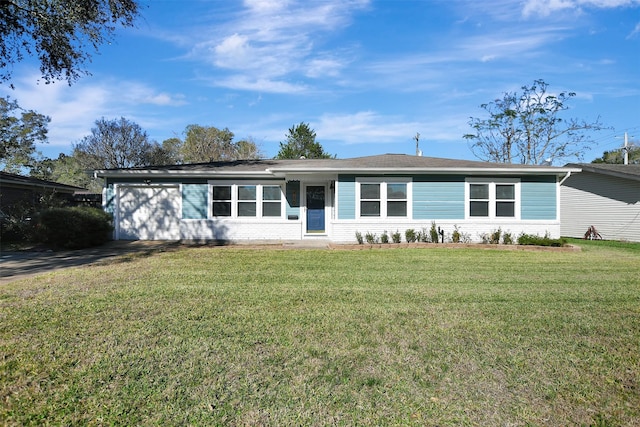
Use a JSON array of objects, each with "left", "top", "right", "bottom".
[{"left": 559, "top": 171, "right": 572, "bottom": 186}]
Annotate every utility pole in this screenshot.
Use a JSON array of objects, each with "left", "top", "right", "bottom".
[{"left": 624, "top": 132, "right": 629, "bottom": 165}]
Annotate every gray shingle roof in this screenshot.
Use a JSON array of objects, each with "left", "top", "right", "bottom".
[
  {"left": 566, "top": 163, "right": 640, "bottom": 182},
  {"left": 96, "top": 154, "right": 576, "bottom": 177},
  {"left": 0, "top": 171, "right": 86, "bottom": 192}
]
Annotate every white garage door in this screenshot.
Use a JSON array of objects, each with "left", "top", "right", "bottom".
[{"left": 117, "top": 186, "right": 181, "bottom": 240}]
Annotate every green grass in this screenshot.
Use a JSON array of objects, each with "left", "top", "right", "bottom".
[{"left": 1, "top": 244, "right": 639, "bottom": 426}]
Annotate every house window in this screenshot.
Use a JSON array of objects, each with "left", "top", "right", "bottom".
[
  {"left": 238, "top": 185, "right": 257, "bottom": 217},
  {"left": 262, "top": 185, "right": 282, "bottom": 217},
  {"left": 466, "top": 179, "right": 519, "bottom": 219},
  {"left": 210, "top": 183, "right": 283, "bottom": 218},
  {"left": 212, "top": 185, "right": 232, "bottom": 217},
  {"left": 496, "top": 184, "right": 515, "bottom": 217},
  {"left": 387, "top": 183, "right": 407, "bottom": 217},
  {"left": 360, "top": 183, "right": 381, "bottom": 216},
  {"left": 356, "top": 178, "right": 411, "bottom": 218},
  {"left": 469, "top": 184, "right": 489, "bottom": 217}
]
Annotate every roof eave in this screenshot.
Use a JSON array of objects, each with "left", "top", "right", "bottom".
[
  {"left": 94, "top": 170, "right": 277, "bottom": 179},
  {"left": 570, "top": 165, "right": 640, "bottom": 182},
  {"left": 269, "top": 167, "right": 580, "bottom": 175}
]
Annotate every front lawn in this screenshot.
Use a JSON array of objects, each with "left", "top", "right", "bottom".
[{"left": 1, "top": 244, "right": 639, "bottom": 425}]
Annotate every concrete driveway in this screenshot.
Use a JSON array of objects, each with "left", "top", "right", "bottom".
[{"left": 0, "top": 241, "right": 179, "bottom": 284}]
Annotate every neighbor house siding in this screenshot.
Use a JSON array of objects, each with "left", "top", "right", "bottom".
[
  {"left": 521, "top": 176, "right": 557, "bottom": 220},
  {"left": 337, "top": 175, "right": 356, "bottom": 220},
  {"left": 182, "top": 184, "right": 208, "bottom": 219},
  {"left": 413, "top": 176, "right": 465, "bottom": 220},
  {"left": 561, "top": 171, "right": 640, "bottom": 242}
]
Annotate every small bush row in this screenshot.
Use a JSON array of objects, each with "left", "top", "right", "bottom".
[
  {"left": 355, "top": 225, "right": 566, "bottom": 247},
  {"left": 37, "top": 207, "right": 113, "bottom": 249}
]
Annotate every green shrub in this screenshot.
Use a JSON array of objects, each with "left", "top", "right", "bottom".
[
  {"left": 452, "top": 225, "right": 461, "bottom": 243},
  {"left": 365, "top": 232, "right": 378, "bottom": 244},
  {"left": 503, "top": 232, "right": 514, "bottom": 245},
  {"left": 391, "top": 230, "right": 401, "bottom": 243},
  {"left": 405, "top": 229, "right": 416, "bottom": 243},
  {"left": 490, "top": 228, "right": 502, "bottom": 244},
  {"left": 430, "top": 221, "right": 439, "bottom": 243},
  {"left": 517, "top": 233, "right": 567, "bottom": 247},
  {"left": 37, "top": 207, "right": 113, "bottom": 249},
  {"left": 380, "top": 231, "right": 389, "bottom": 244},
  {"left": 355, "top": 231, "right": 364, "bottom": 244},
  {"left": 0, "top": 204, "right": 36, "bottom": 242}
]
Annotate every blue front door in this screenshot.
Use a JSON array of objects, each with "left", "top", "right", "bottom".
[{"left": 306, "top": 186, "right": 325, "bottom": 233}]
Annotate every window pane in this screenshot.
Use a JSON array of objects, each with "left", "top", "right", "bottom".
[
  {"left": 212, "top": 186, "right": 231, "bottom": 200},
  {"left": 496, "top": 201, "right": 515, "bottom": 217},
  {"left": 263, "top": 186, "right": 281, "bottom": 201},
  {"left": 238, "top": 202, "right": 256, "bottom": 216},
  {"left": 470, "top": 201, "right": 489, "bottom": 217},
  {"left": 263, "top": 202, "right": 281, "bottom": 217},
  {"left": 361, "top": 183, "right": 380, "bottom": 200},
  {"left": 387, "top": 183, "right": 407, "bottom": 199},
  {"left": 361, "top": 201, "right": 380, "bottom": 216},
  {"left": 238, "top": 185, "right": 256, "bottom": 200},
  {"left": 387, "top": 201, "right": 407, "bottom": 217},
  {"left": 496, "top": 184, "right": 515, "bottom": 200},
  {"left": 470, "top": 184, "right": 489, "bottom": 199},
  {"left": 213, "top": 202, "right": 231, "bottom": 217}
]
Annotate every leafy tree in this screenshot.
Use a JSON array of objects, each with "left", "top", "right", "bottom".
[
  {"left": 0, "top": 0, "right": 142, "bottom": 86},
  {"left": 73, "top": 117, "right": 154, "bottom": 169},
  {"left": 235, "top": 137, "right": 264, "bottom": 160},
  {"left": 464, "top": 79, "right": 607, "bottom": 165},
  {"left": 144, "top": 138, "right": 182, "bottom": 166},
  {"left": 182, "top": 125, "right": 235, "bottom": 163},
  {"left": 180, "top": 125, "right": 262, "bottom": 163},
  {"left": 275, "top": 122, "right": 333, "bottom": 159},
  {"left": 30, "top": 153, "right": 100, "bottom": 192},
  {"left": 592, "top": 143, "right": 640, "bottom": 164},
  {"left": 0, "top": 96, "right": 50, "bottom": 172}
]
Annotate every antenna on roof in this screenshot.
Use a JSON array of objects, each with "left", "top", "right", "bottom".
[{"left": 414, "top": 132, "right": 422, "bottom": 156}]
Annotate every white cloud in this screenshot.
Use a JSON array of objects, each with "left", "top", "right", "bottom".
[
  {"left": 316, "top": 112, "right": 423, "bottom": 144},
  {"left": 187, "top": 0, "right": 370, "bottom": 92},
  {"left": 305, "top": 57, "right": 345, "bottom": 78},
  {"left": 1, "top": 71, "right": 187, "bottom": 150},
  {"left": 311, "top": 111, "right": 472, "bottom": 157},
  {"left": 523, "top": 0, "right": 639, "bottom": 16},
  {"left": 211, "top": 76, "right": 308, "bottom": 94}
]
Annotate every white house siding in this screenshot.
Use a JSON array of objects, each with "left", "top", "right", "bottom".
[
  {"left": 561, "top": 171, "right": 640, "bottom": 242},
  {"left": 116, "top": 185, "right": 182, "bottom": 240},
  {"left": 180, "top": 219, "right": 303, "bottom": 241},
  {"left": 330, "top": 220, "right": 561, "bottom": 244}
]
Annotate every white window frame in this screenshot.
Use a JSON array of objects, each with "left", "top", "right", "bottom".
[
  {"left": 465, "top": 178, "right": 520, "bottom": 220},
  {"left": 208, "top": 182, "right": 284, "bottom": 219},
  {"left": 355, "top": 177, "right": 412, "bottom": 219}
]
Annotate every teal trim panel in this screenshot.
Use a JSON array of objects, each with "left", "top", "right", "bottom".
[
  {"left": 337, "top": 175, "right": 356, "bottom": 220},
  {"left": 413, "top": 177, "right": 465, "bottom": 220},
  {"left": 182, "top": 184, "right": 208, "bottom": 219},
  {"left": 104, "top": 183, "right": 115, "bottom": 215},
  {"left": 286, "top": 181, "right": 301, "bottom": 219},
  {"left": 521, "top": 177, "right": 557, "bottom": 220}
]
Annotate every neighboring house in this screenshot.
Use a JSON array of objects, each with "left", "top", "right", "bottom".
[
  {"left": 94, "top": 154, "right": 578, "bottom": 242},
  {"left": 0, "top": 171, "right": 86, "bottom": 210},
  {"left": 561, "top": 163, "right": 640, "bottom": 242}
]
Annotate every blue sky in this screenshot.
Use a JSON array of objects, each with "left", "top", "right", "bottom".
[{"left": 2, "top": 0, "right": 639, "bottom": 164}]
